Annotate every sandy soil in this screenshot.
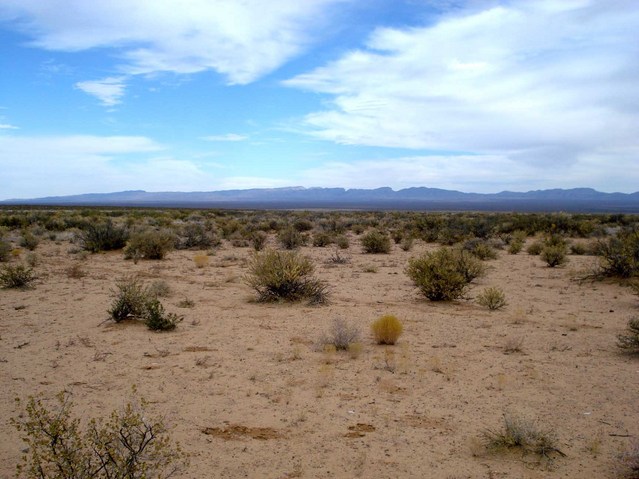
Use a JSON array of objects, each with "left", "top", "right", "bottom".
[{"left": 1, "top": 234, "right": 637, "bottom": 478}]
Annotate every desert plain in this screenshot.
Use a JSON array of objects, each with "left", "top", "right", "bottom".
[{"left": 0, "top": 209, "right": 637, "bottom": 479}]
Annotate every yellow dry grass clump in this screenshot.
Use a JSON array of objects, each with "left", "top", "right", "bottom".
[{"left": 371, "top": 314, "right": 403, "bottom": 345}]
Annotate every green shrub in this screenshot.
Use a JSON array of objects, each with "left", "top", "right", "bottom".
[
  {"left": 463, "top": 238, "right": 497, "bottom": 260},
  {"left": 312, "top": 232, "right": 333, "bottom": 247},
  {"left": 277, "top": 227, "right": 306, "bottom": 250},
  {"left": 108, "top": 277, "right": 148, "bottom": 322},
  {"left": 569, "top": 243, "right": 587, "bottom": 255},
  {"left": 361, "top": 230, "right": 391, "bottom": 254},
  {"left": 0, "top": 264, "right": 36, "bottom": 288},
  {"left": 594, "top": 229, "right": 639, "bottom": 278},
  {"left": 508, "top": 240, "right": 524, "bottom": 254},
  {"left": 400, "top": 236, "right": 414, "bottom": 252},
  {"left": 245, "top": 250, "right": 328, "bottom": 304},
  {"left": 19, "top": 231, "right": 39, "bottom": 251},
  {"left": 541, "top": 245, "right": 568, "bottom": 267},
  {"left": 0, "top": 237, "right": 11, "bottom": 262},
  {"left": 144, "top": 299, "right": 182, "bottom": 331},
  {"left": 124, "top": 229, "right": 176, "bottom": 260},
  {"left": 617, "top": 317, "right": 639, "bottom": 353},
  {"left": 476, "top": 286, "right": 507, "bottom": 310},
  {"left": 79, "top": 220, "right": 129, "bottom": 253},
  {"left": 336, "top": 235, "right": 350, "bottom": 249},
  {"left": 250, "top": 231, "right": 268, "bottom": 251},
  {"left": 178, "top": 222, "right": 219, "bottom": 249},
  {"left": 527, "top": 241, "right": 544, "bottom": 255},
  {"left": 406, "top": 248, "right": 484, "bottom": 301},
  {"left": 482, "top": 414, "right": 565, "bottom": 462},
  {"left": 371, "top": 315, "right": 403, "bottom": 345},
  {"left": 12, "top": 390, "right": 188, "bottom": 479}
]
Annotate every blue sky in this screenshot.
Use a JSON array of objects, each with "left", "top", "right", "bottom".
[{"left": 1, "top": 0, "right": 638, "bottom": 200}]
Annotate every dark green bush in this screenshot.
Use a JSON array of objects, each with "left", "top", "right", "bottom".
[
  {"left": 361, "top": 230, "right": 391, "bottom": 254},
  {"left": 143, "top": 299, "right": 182, "bottom": 331},
  {"left": 79, "top": 219, "right": 129, "bottom": 253},
  {"left": 245, "top": 250, "right": 328, "bottom": 304},
  {"left": 406, "top": 248, "right": 484, "bottom": 301},
  {"left": 0, "top": 264, "right": 36, "bottom": 289},
  {"left": 124, "top": 229, "right": 176, "bottom": 260}
]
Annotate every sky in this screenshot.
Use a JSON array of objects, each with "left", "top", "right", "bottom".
[{"left": 1, "top": 0, "right": 638, "bottom": 200}]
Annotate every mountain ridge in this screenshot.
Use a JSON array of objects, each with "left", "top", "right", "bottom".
[{"left": 3, "top": 186, "right": 639, "bottom": 213}]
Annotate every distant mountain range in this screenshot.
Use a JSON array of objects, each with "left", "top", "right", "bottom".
[{"left": 3, "top": 187, "right": 639, "bottom": 212}]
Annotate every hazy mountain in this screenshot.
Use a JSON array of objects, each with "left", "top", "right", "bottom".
[{"left": 3, "top": 187, "right": 639, "bottom": 212}]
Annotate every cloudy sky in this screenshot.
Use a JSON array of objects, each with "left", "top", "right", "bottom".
[{"left": 1, "top": 0, "right": 638, "bottom": 199}]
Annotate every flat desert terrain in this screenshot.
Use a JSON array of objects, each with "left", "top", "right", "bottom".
[{"left": 1, "top": 223, "right": 637, "bottom": 478}]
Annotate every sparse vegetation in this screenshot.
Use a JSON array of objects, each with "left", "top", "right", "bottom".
[
  {"left": 319, "top": 318, "right": 361, "bottom": 350},
  {"left": 594, "top": 228, "right": 639, "bottom": 278},
  {"left": 617, "top": 317, "right": 639, "bottom": 353},
  {"left": 617, "top": 440, "right": 639, "bottom": 478},
  {"left": 482, "top": 414, "right": 565, "bottom": 462},
  {"left": 245, "top": 250, "right": 329, "bottom": 304},
  {"left": 0, "top": 237, "right": 11, "bottom": 262},
  {"left": 144, "top": 298, "right": 183, "bottom": 331},
  {"left": 277, "top": 227, "right": 306, "bottom": 250},
  {"left": 406, "top": 248, "right": 484, "bottom": 301},
  {"left": 12, "top": 390, "right": 188, "bottom": 479},
  {"left": 371, "top": 314, "right": 403, "bottom": 345},
  {"left": 0, "top": 264, "right": 36, "bottom": 289},
  {"left": 541, "top": 245, "right": 568, "bottom": 267},
  {"left": 361, "top": 230, "right": 391, "bottom": 254},
  {"left": 476, "top": 286, "right": 507, "bottom": 310}
]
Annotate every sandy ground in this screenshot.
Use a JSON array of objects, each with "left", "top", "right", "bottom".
[{"left": 1, "top": 234, "right": 637, "bottom": 478}]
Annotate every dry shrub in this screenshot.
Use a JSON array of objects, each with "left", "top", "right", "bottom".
[
  {"left": 66, "top": 263, "right": 86, "bottom": 279},
  {"left": 319, "top": 318, "right": 360, "bottom": 350},
  {"left": 618, "top": 440, "right": 639, "bottom": 478},
  {"left": 245, "top": 250, "right": 329, "bottom": 304},
  {"left": 0, "top": 237, "right": 11, "bottom": 262},
  {"left": 12, "top": 390, "right": 188, "bottom": 478},
  {"left": 250, "top": 231, "right": 268, "bottom": 251},
  {"left": 193, "top": 254, "right": 209, "bottom": 268},
  {"left": 371, "top": 315, "right": 403, "bottom": 345},
  {"left": 594, "top": 229, "right": 639, "bottom": 278},
  {"left": 476, "top": 286, "right": 507, "bottom": 311},
  {"left": 0, "top": 263, "right": 36, "bottom": 289},
  {"left": 541, "top": 245, "right": 568, "bottom": 267},
  {"left": 617, "top": 317, "right": 639, "bottom": 353},
  {"left": 482, "top": 414, "right": 565, "bottom": 462},
  {"left": 277, "top": 227, "right": 306, "bottom": 250}
]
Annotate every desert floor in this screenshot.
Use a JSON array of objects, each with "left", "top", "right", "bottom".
[{"left": 1, "top": 235, "right": 637, "bottom": 478}]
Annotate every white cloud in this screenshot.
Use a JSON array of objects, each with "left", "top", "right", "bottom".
[
  {"left": 2, "top": 0, "right": 346, "bottom": 84},
  {"left": 75, "top": 76, "right": 126, "bottom": 106},
  {"left": 286, "top": 0, "right": 639, "bottom": 174},
  {"left": 200, "top": 133, "right": 248, "bottom": 142},
  {"left": 0, "top": 123, "right": 18, "bottom": 129},
  {"left": 0, "top": 135, "right": 219, "bottom": 199}
]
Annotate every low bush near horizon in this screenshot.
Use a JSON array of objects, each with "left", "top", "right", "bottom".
[
  {"left": 124, "top": 229, "right": 176, "bottom": 261},
  {"left": 245, "top": 249, "right": 328, "bottom": 304},
  {"left": 79, "top": 219, "right": 129, "bottom": 253},
  {"left": 361, "top": 230, "right": 391, "bottom": 254}
]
